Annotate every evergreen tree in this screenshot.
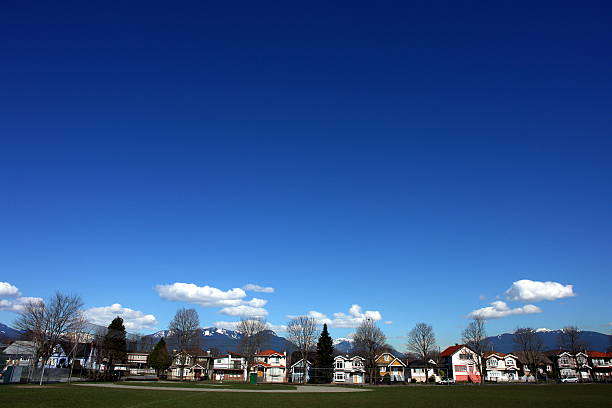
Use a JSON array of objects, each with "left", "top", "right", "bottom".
[
  {"left": 102, "top": 317, "right": 127, "bottom": 379},
  {"left": 316, "top": 323, "right": 334, "bottom": 383},
  {"left": 147, "top": 338, "right": 172, "bottom": 377}
]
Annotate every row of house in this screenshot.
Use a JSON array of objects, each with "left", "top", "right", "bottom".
[{"left": 3, "top": 340, "right": 611, "bottom": 383}]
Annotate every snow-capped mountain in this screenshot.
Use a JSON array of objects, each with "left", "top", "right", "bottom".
[
  {"left": 333, "top": 338, "right": 355, "bottom": 354},
  {"left": 0, "top": 323, "right": 21, "bottom": 341},
  {"left": 485, "top": 330, "right": 611, "bottom": 353},
  {"left": 145, "top": 327, "right": 293, "bottom": 354}
]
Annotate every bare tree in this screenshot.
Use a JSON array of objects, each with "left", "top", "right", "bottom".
[
  {"left": 558, "top": 326, "right": 588, "bottom": 354},
  {"left": 14, "top": 292, "right": 84, "bottom": 385},
  {"left": 238, "top": 318, "right": 269, "bottom": 380},
  {"left": 513, "top": 327, "right": 544, "bottom": 382},
  {"left": 353, "top": 318, "right": 386, "bottom": 384},
  {"left": 461, "top": 317, "right": 490, "bottom": 385},
  {"left": 64, "top": 314, "right": 89, "bottom": 383},
  {"left": 406, "top": 323, "right": 436, "bottom": 382},
  {"left": 286, "top": 316, "right": 319, "bottom": 384},
  {"left": 169, "top": 308, "right": 200, "bottom": 380}
]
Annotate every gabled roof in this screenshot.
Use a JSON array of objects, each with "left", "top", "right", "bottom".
[
  {"left": 290, "top": 359, "right": 312, "bottom": 368},
  {"left": 587, "top": 351, "right": 612, "bottom": 358},
  {"left": 484, "top": 351, "right": 507, "bottom": 358},
  {"left": 3, "top": 341, "right": 36, "bottom": 355},
  {"left": 512, "top": 351, "right": 552, "bottom": 365},
  {"left": 256, "top": 349, "right": 284, "bottom": 357},
  {"left": 440, "top": 345, "right": 464, "bottom": 357}
]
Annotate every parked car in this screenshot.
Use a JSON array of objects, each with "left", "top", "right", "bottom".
[
  {"left": 438, "top": 378, "right": 455, "bottom": 385},
  {"left": 560, "top": 377, "right": 579, "bottom": 383}
]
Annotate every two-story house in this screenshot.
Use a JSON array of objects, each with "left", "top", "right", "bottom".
[
  {"left": 440, "top": 344, "right": 481, "bottom": 383},
  {"left": 169, "top": 349, "right": 214, "bottom": 380},
  {"left": 546, "top": 350, "right": 591, "bottom": 380},
  {"left": 375, "top": 352, "right": 406, "bottom": 382},
  {"left": 484, "top": 351, "right": 519, "bottom": 382},
  {"left": 587, "top": 351, "right": 612, "bottom": 382},
  {"left": 513, "top": 351, "right": 553, "bottom": 381},
  {"left": 251, "top": 349, "right": 287, "bottom": 383},
  {"left": 289, "top": 359, "right": 312, "bottom": 383},
  {"left": 212, "top": 352, "right": 247, "bottom": 381},
  {"left": 333, "top": 355, "right": 366, "bottom": 384},
  {"left": 407, "top": 358, "right": 442, "bottom": 382}
]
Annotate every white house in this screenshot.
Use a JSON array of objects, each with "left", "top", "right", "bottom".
[
  {"left": 407, "top": 358, "right": 441, "bottom": 382},
  {"left": 212, "top": 353, "right": 247, "bottom": 381},
  {"left": 333, "top": 355, "right": 365, "bottom": 384},
  {"left": 440, "top": 344, "right": 481, "bottom": 383},
  {"left": 251, "top": 350, "right": 287, "bottom": 383},
  {"left": 484, "top": 352, "right": 519, "bottom": 382},
  {"left": 290, "top": 359, "right": 312, "bottom": 383}
]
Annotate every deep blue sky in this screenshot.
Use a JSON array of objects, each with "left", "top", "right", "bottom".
[{"left": 1, "top": 1, "right": 610, "bottom": 348}]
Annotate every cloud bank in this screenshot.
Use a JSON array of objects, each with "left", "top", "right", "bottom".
[
  {"left": 469, "top": 300, "right": 542, "bottom": 319},
  {"left": 84, "top": 303, "right": 159, "bottom": 331},
  {"left": 505, "top": 280, "right": 575, "bottom": 302}
]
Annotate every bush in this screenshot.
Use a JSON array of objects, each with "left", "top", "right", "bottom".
[
  {"left": 410, "top": 378, "right": 417, "bottom": 383},
  {"left": 428, "top": 375, "right": 436, "bottom": 383}
]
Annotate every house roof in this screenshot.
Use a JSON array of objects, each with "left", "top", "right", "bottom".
[
  {"left": 512, "top": 351, "right": 552, "bottom": 365},
  {"left": 484, "top": 351, "right": 508, "bottom": 358},
  {"left": 440, "top": 345, "right": 464, "bottom": 357},
  {"left": 587, "top": 351, "right": 612, "bottom": 358},
  {"left": 2, "top": 341, "right": 36, "bottom": 355},
  {"left": 256, "top": 349, "right": 284, "bottom": 357},
  {"left": 290, "top": 359, "right": 312, "bottom": 368},
  {"left": 408, "top": 359, "right": 437, "bottom": 368}
]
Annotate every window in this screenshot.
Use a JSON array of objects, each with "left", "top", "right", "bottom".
[
  {"left": 454, "top": 365, "right": 467, "bottom": 372},
  {"left": 560, "top": 357, "right": 570, "bottom": 365},
  {"left": 459, "top": 353, "right": 471, "bottom": 360},
  {"left": 335, "top": 361, "right": 344, "bottom": 369},
  {"left": 353, "top": 359, "right": 362, "bottom": 367},
  {"left": 506, "top": 359, "right": 514, "bottom": 366},
  {"left": 488, "top": 359, "right": 498, "bottom": 367},
  {"left": 384, "top": 355, "right": 390, "bottom": 362},
  {"left": 334, "top": 372, "right": 345, "bottom": 381}
]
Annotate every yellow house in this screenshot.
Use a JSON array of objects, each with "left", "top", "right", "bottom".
[{"left": 375, "top": 352, "right": 406, "bottom": 382}]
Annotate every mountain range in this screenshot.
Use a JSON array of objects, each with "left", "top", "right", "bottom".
[
  {"left": 485, "top": 329, "right": 611, "bottom": 354},
  {"left": 1, "top": 322, "right": 610, "bottom": 356}
]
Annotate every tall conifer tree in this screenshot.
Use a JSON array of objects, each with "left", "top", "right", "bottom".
[{"left": 316, "top": 323, "right": 334, "bottom": 383}]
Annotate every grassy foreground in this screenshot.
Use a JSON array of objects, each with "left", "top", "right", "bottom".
[{"left": 0, "top": 383, "right": 610, "bottom": 408}]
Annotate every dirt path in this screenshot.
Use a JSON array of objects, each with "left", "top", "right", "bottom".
[{"left": 75, "top": 383, "right": 370, "bottom": 393}]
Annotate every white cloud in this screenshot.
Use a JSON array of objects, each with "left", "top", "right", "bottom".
[
  {"left": 0, "top": 282, "right": 21, "bottom": 297},
  {"left": 243, "top": 284, "right": 275, "bottom": 293},
  {"left": 219, "top": 305, "right": 268, "bottom": 318},
  {"left": 84, "top": 303, "right": 159, "bottom": 331},
  {"left": 505, "top": 280, "right": 575, "bottom": 302},
  {"left": 156, "top": 283, "right": 246, "bottom": 307},
  {"left": 0, "top": 296, "right": 43, "bottom": 312},
  {"left": 469, "top": 301, "right": 542, "bottom": 320},
  {"left": 156, "top": 282, "right": 271, "bottom": 317},
  {"left": 290, "top": 305, "right": 383, "bottom": 329}
]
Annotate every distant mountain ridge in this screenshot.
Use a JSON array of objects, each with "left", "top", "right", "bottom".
[
  {"left": 0, "top": 323, "right": 21, "bottom": 341},
  {"left": 485, "top": 329, "right": 611, "bottom": 353},
  {"left": 145, "top": 327, "right": 295, "bottom": 355}
]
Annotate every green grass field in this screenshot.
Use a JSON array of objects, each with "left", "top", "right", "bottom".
[{"left": 1, "top": 383, "right": 610, "bottom": 408}]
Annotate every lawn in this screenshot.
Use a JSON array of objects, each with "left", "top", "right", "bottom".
[
  {"left": 117, "top": 381, "right": 298, "bottom": 390},
  {"left": 1, "top": 383, "right": 610, "bottom": 408}
]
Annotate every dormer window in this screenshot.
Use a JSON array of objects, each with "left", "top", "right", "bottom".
[{"left": 384, "top": 355, "right": 390, "bottom": 362}]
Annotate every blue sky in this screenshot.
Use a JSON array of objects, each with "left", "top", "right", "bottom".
[{"left": 1, "top": 1, "right": 610, "bottom": 349}]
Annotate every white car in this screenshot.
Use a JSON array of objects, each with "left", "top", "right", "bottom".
[
  {"left": 438, "top": 378, "right": 455, "bottom": 385},
  {"left": 560, "top": 377, "right": 579, "bottom": 383}
]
